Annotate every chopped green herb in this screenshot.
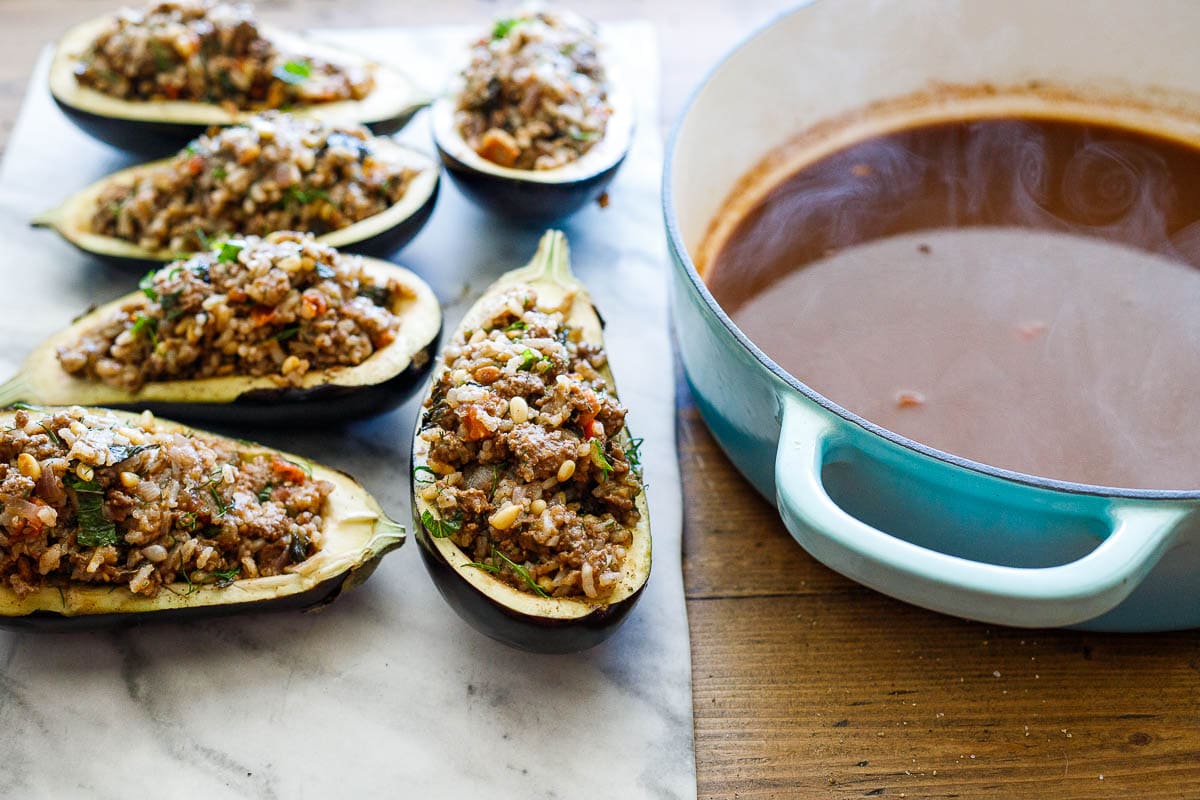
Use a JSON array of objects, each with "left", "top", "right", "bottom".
[
  {"left": 271, "top": 326, "right": 300, "bottom": 342},
  {"left": 489, "top": 463, "right": 505, "bottom": 500},
  {"left": 284, "top": 186, "right": 332, "bottom": 207},
  {"left": 626, "top": 437, "right": 644, "bottom": 471},
  {"left": 37, "top": 421, "right": 61, "bottom": 447},
  {"left": 493, "top": 547, "right": 549, "bottom": 597},
  {"left": 138, "top": 269, "right": 159, "bottom": 301},
  {"left": 492, "top": 17, "right": 521, "bottom": 39},
  {"left": 65, "top": 476, "right": 119, "bottom": 548},
  {"left": 56, "top": 585, "right": 66, "bottom": 608},
  {"left": 289, "top": 531, "right": 309, "bottom": 563},
  {"left": 590, "top": 438, "right": 613, "bottom": 480},
  {"left": 161, "top": 291, "right": 184, "bottom": 321},
  {"left": 210, "top": 565, "right": 241, "bottom": 588},
  {"left": 107, "top": 200, "right": 124, "bottom": 220},
  {"left": 211, "top": 165, "right": 227, "bottom": 181},
  {"left": 413, "top": 465, "right": 437, "bottom": 484},
  {"left": 177, "top": 565, "right": 197, "bottom": 595},
  {"left": 108, "top": 443, "right": 159, "bottom": 463},
  {"left": 518, "top": 348, "right": 540, "bottom": 371},
  {"left": 206, "top": 467, "right": 228, "bottom": 517},
  {"left": 464, "top": 561, "right": 501, "bottom": 575},
  {"left": 10, "top": 402, "right": 37, "bottom": 411},
  {"left": 257, "top": 484, "right": 273, "bottom": 503},
  {"left": 185, "top": 142, "right": 199, "bottom": 156},
  {"left": 420, "top": 509, "right": 461, "bottom": 539},
  {"left": 178, "top": 511, "right": 197, "bottom": 531},
  {"left": 503, "top": 320, "right": 527, "bottom": 333},
  {"left": 273, "top": 59, "right": 311, "bottom": 84},
  {"left": 358, "top": 285, "right": 391, "bottom": 306},
  {"left": 217, "top": 240, "right": 245, "bottom": 263},
  {"left": 130, "top": 314, "right": 158, "bottom": 347},
  {"left": 149, "top": 40, "right": 174, "bottom": 71},
  {"left": 569, "top": 129, "right": 599, "bottom": 142}
]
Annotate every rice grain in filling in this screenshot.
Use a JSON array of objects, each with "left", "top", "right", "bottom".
[
  {"left": 418, "top": 286, "right": 642, "bottom": 600},
  {"left": 455, "top": 7, "right": 612, "bottom": 171},
  {"left": 90, "top": 113, "right": 419, "bottom": 253},
  {"left": 56, "top": 231, "right": 409, "bottom": 391},
  {"left": 74, "top": 0, "right": 373, "bottom": 108},
  {"left": 0, "top": 406, "right": 332, "bottom": 599}
]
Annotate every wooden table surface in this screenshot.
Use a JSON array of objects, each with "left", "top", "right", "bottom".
[{"left": 3, "top": 3, "right": 1199, "bottom": 798}]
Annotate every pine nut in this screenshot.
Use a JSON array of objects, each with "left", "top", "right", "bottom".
[
  {"left": 530, "top": 498, "right": 547, "bottom": 514},
  {"left": 74, "top": 463, "right": 94, "bottom": 482},
  {"left": 489, "top": 503, "right": 521, "bottom": 530},
  {"left": 509, "top": 396, "right": 529, "bottom": 424},
  {"left": 119, "top": 471, "right": 140, "bottom": 489},
  {"left": 16, "top": 453, "right": 40, "bottom": 480},
  {"left": 557, "top": 459, "right": 575, "bottom": 482}
]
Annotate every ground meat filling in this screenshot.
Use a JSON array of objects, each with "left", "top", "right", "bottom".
[
  {"left": 0, "top": 407, "right": 332, "bottom": 600},
  {"left": 57, "top": 231, "right": 407, "bottom": 391},
  {"left": 455, "top": 9, "right": 611, "bottom": 171},
  {"left": 90, "top": 113, "right": 418, "bottom": 253},
  {"left": 417, "top": 287, "right": 642, "bottom": 600},
  {"left": 74, "top": 0, "right": 373, "bottom": 107}
]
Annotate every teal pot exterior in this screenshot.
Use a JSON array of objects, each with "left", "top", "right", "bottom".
[{"left": 665, "top": 0, "right": 1200, "bottom": 632}]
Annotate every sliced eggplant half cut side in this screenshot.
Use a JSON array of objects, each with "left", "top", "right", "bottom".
[
  {"left": 410, "top": 230, "right": 651, "bottom": 653},
  {"left": 0, "top": 407, "right": 404, "bottom": 631},
  {"left": 430, "top": 78, "right": 634, "bottom": 225},
  {"left": 50, "top": 15, "right": 430, "bottom": 156},
  {"left": 0, "top": 256, "right": 442, "bottom": 426},
  {"left": 33, "top": 140, "right": 440, "bottom": 268}
]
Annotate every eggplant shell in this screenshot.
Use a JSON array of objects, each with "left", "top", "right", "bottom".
[
  {"left": 430, "top": 77, "right": 634, "bottom": 225},
  {"left": 50, "top": 15, "right": 430, "bottom": 156},
  {"left": 33, "top": 140, "right": 440, "bottom": 268},
  {"left": 410, "top": 230, "right": 652, "bottom": 653},
  {"left": 0, "top": 407, "right": 404, "bottom": 631},
  {"left": 0, "top": 256, "right": 442, "bottom": 426}
]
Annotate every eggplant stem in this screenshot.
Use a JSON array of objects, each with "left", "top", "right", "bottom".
[
  {"left": 0, "top": 372, "right": 35, "bottom": 408},
  {"left": 30, "top": 207, "right": 60, "bottom": 229},
  {"left": 512, "top": 230, "right": 576, "bottom": 287}
]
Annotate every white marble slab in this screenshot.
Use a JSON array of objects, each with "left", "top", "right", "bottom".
[{"left": 0, "top": 23, "right": 694, "bottom": 799}]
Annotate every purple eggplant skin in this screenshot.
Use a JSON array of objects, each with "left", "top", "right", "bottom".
[
  {"left": 349, "top": 175, "right": 440, "bottom": 259},
  {"left": 0, "top": 573, "right": 355, "bottom": 632},
  {"left": 410, "top": 474, "right": 646, "bottom": 655},
  {"left": 435, "top": 142, "right": 626, "bottom": 226},
  {"left": 54, "top": 97, "right": 425, "bottom": 159},
  {"left": 98, "top": 326, "right": 440, "bottom": 428},
  {"left": 42, "top": 174, "right": 440, "bottom": 271}
]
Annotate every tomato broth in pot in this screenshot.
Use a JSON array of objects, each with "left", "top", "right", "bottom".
[{"left": 700, "top": 111, "right": 1200, "bottom": 490}]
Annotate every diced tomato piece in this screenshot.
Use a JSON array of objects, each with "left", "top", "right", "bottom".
[
  {"left": 251, "top": 306, "right": 276, "bottom": 326},
  {"left": 462, "top": 407, "right": 491, "bottom": 441},
  {"left": 271, "top": 458, "right": 308, "bottom": 484}
]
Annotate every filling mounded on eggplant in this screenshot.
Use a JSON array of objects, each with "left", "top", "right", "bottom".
[
  {"left": 0, "top": 405, "right": 330, "bottom": 599},
  {"left": 91, "top": 113, "right": 419, "bottom": 252},
  {"left": 57, "top": 231, "right": 411, "bottom": 391},
  {"left": 416, "top": 285, "right": 642, "bottom": 601},
  {"left": 74, "top": 0, "right": 373, "bottom": 108},
  {"left": 455, "top": 7, "right": 612, "bottom": 171}
]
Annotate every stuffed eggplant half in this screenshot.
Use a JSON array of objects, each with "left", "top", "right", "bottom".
[
  {"left": 50, "top": 1, "right": 429, "bottom": 155},
  {"left": 0, "top": 405, "right": 403, "bottom": 630},
  {"left": 431, "top": 7, "right": 633, "bottom": 224},
  {"left": 0, "top": 232, "right": 441, "bottom": 426},
  {"left": 411, "top": 230, "right": 651, "bottom": 653},
  {"left": 34, "top": 113, "right": 440, "bottom": 267}
]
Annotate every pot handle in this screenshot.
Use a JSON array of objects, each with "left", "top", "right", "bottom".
[{"left": 774, "top": 394, "right": 1188, "bottom": 627}]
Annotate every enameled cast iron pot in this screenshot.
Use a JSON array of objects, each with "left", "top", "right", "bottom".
[{"left": 665, "top": 0, "right": 1200, "bottom": 632}]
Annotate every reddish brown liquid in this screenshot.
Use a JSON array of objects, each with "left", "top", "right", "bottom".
[{"left": 707, "top": 118, "right": 1200, "bottom": 489}]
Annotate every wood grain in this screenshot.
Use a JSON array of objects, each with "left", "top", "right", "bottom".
[{"left": 4, "top": 3, "right": 1200, "bottom": 798}]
